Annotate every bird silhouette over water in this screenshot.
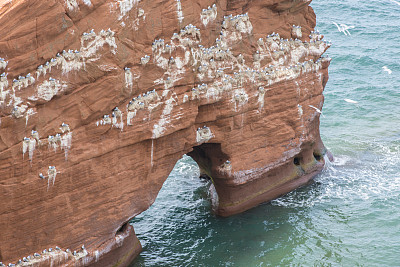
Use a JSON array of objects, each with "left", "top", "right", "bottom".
[
  {"left": 332, "top": 22, "right": 355, "bottom": 35},
  {"left": 344, "top": 98, "right": 358, "bottom": 104},
  {"left": 382, "top": 66, "right": 392, "bottom": 75}
]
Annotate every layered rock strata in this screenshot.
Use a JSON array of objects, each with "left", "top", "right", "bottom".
[{"left": 0, "top": 0, "right": 331, "bottom": 266}]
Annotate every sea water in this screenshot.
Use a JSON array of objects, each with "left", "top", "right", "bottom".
[{"left": 130, "top": 0, "right": 400, "bottom": 265}]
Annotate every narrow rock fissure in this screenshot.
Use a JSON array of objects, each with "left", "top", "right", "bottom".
[{"left": 116, "top": 222, "right": 129, "bottom": 236}]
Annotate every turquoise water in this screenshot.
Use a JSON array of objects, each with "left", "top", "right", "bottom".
[{"left": 130, "top": 1, "right": 400, "bottom": 266}]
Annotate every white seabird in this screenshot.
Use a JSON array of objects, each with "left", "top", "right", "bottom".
[
  {"left": 344, "top": 98, "right": 358, "bottom": 104},
  {"left": 382, "top": 66, "right": 392, "bottom": 75},
  {"left": 308, "top": 105, "right": 325, "bottom": 117},
  {"left": 332, "top": 22, "right": 355, "bottom": 36},
  {"left": 388, "top": 0, "right": 400, "bottom": 6}
]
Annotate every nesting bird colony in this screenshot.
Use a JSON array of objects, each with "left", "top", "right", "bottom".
[
  {"left": 96, "top": 13, "right": 330, "bottom": 141},
  {"left": 0, "top": 245, "right": 88, "bottom": 267},
  {"left": 0, "top": 3, "right": 330, "bottom": 183}
]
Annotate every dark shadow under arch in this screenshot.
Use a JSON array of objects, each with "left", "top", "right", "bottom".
[{"left": 186, "top": 143, "right": 229, "bottom": 182}]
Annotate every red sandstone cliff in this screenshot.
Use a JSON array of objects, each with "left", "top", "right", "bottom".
[{"left": 0, "top": 0, "right": 331, "bottom": 266}]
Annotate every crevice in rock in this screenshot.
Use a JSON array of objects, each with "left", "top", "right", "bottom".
[
  {"left": 187, "top": 142, "right": 229, "bottom": 181},
  {"left": 313, "top": 151, "right": 322, "bottom": 161},
  {"left": 293, "top": 156, "right": 301, "bottom": 166},
  {"left": 116, "top": 222, "right": 129, "bottom": 236}
]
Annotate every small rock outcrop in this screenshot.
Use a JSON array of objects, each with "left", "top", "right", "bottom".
[{"left": 0, "top": 0, "right": 331, "bottom": 266}]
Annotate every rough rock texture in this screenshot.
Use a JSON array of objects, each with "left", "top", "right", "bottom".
[{"left": 0, "top": 0, "right": 331, "bottom": 266}]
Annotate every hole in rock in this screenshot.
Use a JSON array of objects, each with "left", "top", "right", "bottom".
[
  {"left": 293, "top": 157, "right": 301, "bottom": 166},
  {"left": 313, "top": 152, "right": 322, "bottom": 161},
  {"left": 199, "top": 172, "right": 211, "bottom": 180},
  {"left": 116, "top": 222, "right": 129, "bottom": 236}
]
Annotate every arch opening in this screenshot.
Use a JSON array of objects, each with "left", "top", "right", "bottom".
[
  {"left": 129, "top": 154, "right": 215, "bottom": 266},
  {"left": 129, "top": 143, "right": 229, "bottom": 266}
]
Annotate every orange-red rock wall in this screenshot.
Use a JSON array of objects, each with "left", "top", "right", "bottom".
[{"left": 0, "top": 0, "right": 331, "bottom": 265}]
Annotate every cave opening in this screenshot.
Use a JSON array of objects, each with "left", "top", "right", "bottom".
[{"left": 128, "top": 143, "right": 228, "bottom": 266}]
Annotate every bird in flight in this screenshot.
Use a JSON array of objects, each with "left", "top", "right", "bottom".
[
  {"left": 344, "top": 99, "right": 358, "bottom": 104},
  {"left": 388, "top": 0, "right": 400, "bottom": 6},
  {"left": 308, "top": 105, "right": 325, "bottom": 117},
  {"left": 382, "top": 66, "right": 392, "bottom": 75},
  {"left": 332, "top": 22, "right": 355, "bottom": 36}
]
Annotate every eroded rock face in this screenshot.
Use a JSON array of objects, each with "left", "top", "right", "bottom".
[{"left": 0, "top": 0, "right": 331, "bottom": 265}]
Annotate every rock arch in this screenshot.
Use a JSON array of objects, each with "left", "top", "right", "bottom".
[{"left": 0, "top": 0, "right": 332, "bottom": 266}]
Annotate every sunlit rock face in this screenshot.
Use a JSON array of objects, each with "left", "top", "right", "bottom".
[{"left": 0, "top": 0, "right": 331, "bottom": 266}]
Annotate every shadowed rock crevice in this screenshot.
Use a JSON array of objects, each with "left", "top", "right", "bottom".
[{"left": 187, "top": 143, "right": 229, "bottom": 180}]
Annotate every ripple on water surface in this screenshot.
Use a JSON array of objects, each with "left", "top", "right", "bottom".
[{"left": 131, "top": 140, "right": 400, "bottom": 266}]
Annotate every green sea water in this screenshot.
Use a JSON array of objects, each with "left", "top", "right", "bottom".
[{"left": 130, "top": 0, "right": 400, "bottom": 266}]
